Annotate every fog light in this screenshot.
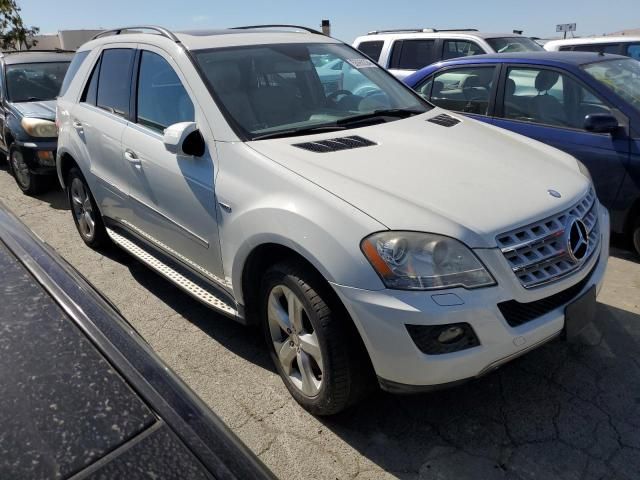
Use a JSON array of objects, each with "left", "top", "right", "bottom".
[
  {"left": 406, "top": 323, "right": 480, "bottom": 355},
  {"left": 437, "top": 326, "right": 465, "bottom": 344},
  {"left": 36, "top": 151, "right": 55, "bottom": 166}
]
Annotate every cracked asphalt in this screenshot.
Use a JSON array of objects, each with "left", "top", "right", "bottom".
[{"left": 1, "top": 163, "right": 639, "bottom": 480}]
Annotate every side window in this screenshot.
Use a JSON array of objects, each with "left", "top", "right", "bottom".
[
  {"left": 60, "top": 50, "right": 89, "bottom": 97},
  {"left": 389, "top": 40, "right": 436, "bottom": 70},
  {"left": 442, "top": 40, "right": 484, "bottom": 60},
  {"left": 136, "top": 51, "right": 194, "bottom": 132},
  {"left": 96, "top": 48, "right": 134, "bottom": 117},
  {"left": 626, "top": 43, "right": 640, "bottom": 60},
  {"left": 503, "top": 67, "right": 612, "bottom": 129},
  {"left": 429, "top": 66, "right": 496, "bottom": 115},
  {"left": 415, "top": 76, "right": 433, "bottom": 99},
  {"left": 356, "top": 41, "right": 384, "bottom": 62},
  {"left": 558, "top": 46, "right": 574, "bottom": 51},
  {"left": 573, "top": 43, "right": 620, "bottom": 54},
  {"left": 81, "top": 56, "right": 100, "bottom": 105}
]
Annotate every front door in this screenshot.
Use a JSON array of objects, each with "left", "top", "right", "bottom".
[
  {"left": 121, "top": 47, "right": 225, "bottom": 287},
  {"left": 493, "top": 65, "right": 629, "bottom": 209}
]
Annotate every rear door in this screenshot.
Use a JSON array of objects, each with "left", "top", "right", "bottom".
[
  {"left": 121, "top": 46, "right": 225, "bottom": 285},
  {"left": 493, "top": 64, "right": 629, "bottom": 209},
  {"left": 70, "top": 46, "right": 136, "bottom": 222}
]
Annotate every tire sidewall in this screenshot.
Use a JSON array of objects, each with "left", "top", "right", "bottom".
[
  {"left": 67, "top": 167, "right": 107, "bottom": 248},
  {"left": 632, "top": 217, "right": 640, "bottom": 257},
  {"left": 9, "top": 145, "right": 32, "bottom": 192},
  {"left": 260, "top": 265, "right": 338, "bottom": 413}
]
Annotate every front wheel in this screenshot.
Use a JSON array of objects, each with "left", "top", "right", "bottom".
[
  {"left": 9, "top": 145, "right": 48, "bottom": 195},
  {"left": 67, "top": 167, "right": 109, "bottom": 249},
  {"left": 260, "top": 261, "right": 371, "bottom": 415},
  {"left": 632, "top": 216, "right": 640, "bottom": 257}
]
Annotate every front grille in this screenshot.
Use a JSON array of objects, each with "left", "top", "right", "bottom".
[
  {"left": 498, "top": 261, "right": 596, "bottom": 327},
  {"left": 293, "top": 135, "right": 376, "bottom": 153},
  {"left": 427, "top": 113, "right": 460, "bottom": 127},
  {"left": 496, "top": 188, "right": 600, "bottom": 289}
]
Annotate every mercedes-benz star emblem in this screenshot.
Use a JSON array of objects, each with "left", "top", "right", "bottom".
[
  {"left": 566, "top": 217, "right": 589, "bottom": 262},
  {"left": 548, "top": 189, "right": 562, "bottom": 199}
]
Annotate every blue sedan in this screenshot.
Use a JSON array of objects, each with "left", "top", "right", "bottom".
[{"left": 404, "top": 52, "right": 640, "bottom": 255}]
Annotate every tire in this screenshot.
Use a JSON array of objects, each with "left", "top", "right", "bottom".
[
  {"left": 260, "top": 260, "right": 372, "bottom": 415},
  {"left": 9, "top": 145, "right": 48, "bottom": 195},
  {"left": 67, "top": 167, "right": 109, "bottom": 249},
  {"left": 632, "top": 216, "right": 640, "bottom": 258}
]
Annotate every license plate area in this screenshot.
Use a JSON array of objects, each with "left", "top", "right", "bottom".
[{"left": 564, "top": 285, "right": 596, "bottom": 342}]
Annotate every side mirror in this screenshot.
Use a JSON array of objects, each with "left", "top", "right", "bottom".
[
  {"left": 584, "top": 113, "right": 619, "bottom": 133},
  {"left": 163, "top": 122, "right": 206, "bottom": 157}
]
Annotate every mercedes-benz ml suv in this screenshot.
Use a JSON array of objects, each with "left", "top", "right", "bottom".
[{"left": 57, "top": 25, "right": 609, "bottom": 415}]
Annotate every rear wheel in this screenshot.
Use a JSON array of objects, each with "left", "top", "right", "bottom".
[
  {"left": 9, "top": 145, "right": 47, "bottom": 195},
  {"left": 260, "top": 260, "right": 372, "bottom": 415},
  {"left": 67, "top": 167, "right": 109, "bottom": 248}
]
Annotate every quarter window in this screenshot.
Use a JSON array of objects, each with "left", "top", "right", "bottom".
[
  {"left": 442, "top": 40, "right": 484, "bottom": 60},
  {"left": 96, "top": 49, "right": 135, "bottom": 117},
  {"left": 389, "top": 40, "right": 436, "bottom": 70},
  {"left": 429, "top": 66, "right": 496, "bottom": 115},
  {"left": 502, "top": 67, "right": 612, "bottom": 130},
  {"left": 356, "top": 41, "right": 384, "bottom": 62},
  {"left": 136, "top": 51, "right": 194, "bottom": 132}
]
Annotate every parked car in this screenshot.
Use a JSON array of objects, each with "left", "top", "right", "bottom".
[
  {"left": 353, "top": 28, "right": 543, "bottom": 79},
  {"left": 0, "top": 50, "right": 73, "bottom": 194},
  {"left": 544, "top": 36, "right": 640, "bottom": 60},
  {"left": 57, "top": 25, "right": 609, "bottom": 415},
  {"left": 404, "top": 51, "right": 640, "bottom": 255},
  {"left": 0, "top": 201, "right": 274, "bottom": 479}
]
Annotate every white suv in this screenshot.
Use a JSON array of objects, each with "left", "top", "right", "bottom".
[
  {"left": 544, "top": 36, "right": 640, "bottom": 60},
  {"left": 57, "top": 25, "right": 609, "bottom": 415},
  {"left": 353, "top": 28, "right": 543, "bottom": 79}
]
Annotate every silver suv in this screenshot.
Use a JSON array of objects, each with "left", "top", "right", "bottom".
[{"left": 57, "top": 25, "right": 608, "bottom": 415}]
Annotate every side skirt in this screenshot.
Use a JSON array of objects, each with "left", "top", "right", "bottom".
[{"left": 105, "top": 225, "right": 244, "bottom": 323}]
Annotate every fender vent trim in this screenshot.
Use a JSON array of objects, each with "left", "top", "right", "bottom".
[
  {"left": 293, "top": 135, "right": 376, "bottom": 153},
  {"left": 427, "top": 113, "right": 460, "bottom": 127}
]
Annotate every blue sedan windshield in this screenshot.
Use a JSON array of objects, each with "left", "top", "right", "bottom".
[{"left": 583, "top": 58, "right": 640, "bottom": 110}]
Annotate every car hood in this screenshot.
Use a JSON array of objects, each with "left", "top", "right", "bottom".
[
  {"left": 247, "top": 110, "right": 590, "bottom": 248},
  {"left": 11, "top": 100, "right": 56, "bottom": 120}
]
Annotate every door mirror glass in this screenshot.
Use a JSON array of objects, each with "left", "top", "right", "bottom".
[
  {"left": 163, "top": 122, "right": 205, "bottom": 156},
  {"left": 584, "top": 113, "right": 619, "bottom": 133}
]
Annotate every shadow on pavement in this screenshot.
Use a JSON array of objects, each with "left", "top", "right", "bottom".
[{"left": 318, "top": 302, "right": 640, "bottom": 479}]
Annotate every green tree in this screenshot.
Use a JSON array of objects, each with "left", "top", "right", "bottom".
[{"left": 0, "top": 0, "right": 38, "bottom": 50}]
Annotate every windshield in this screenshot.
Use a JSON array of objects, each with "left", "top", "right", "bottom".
[
  {"left": 486, "top": 37, "right": 543, "bottom": 53},
  {"left": 193, "top": 43, "right": 430, "bottom": 140},
  {"left": 5, "top": 62, "right": 70, "bottom": 102},
  {"left": 583, "top": 58, "right": 640, "bottom": 110}
]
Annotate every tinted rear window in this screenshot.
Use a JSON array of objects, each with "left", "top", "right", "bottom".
[
  {"left": 60, "top": 51, "right": 89, "bottom": 97},
  {"left": 356, "top": 41, "right": 384, "bottom": 62},
  {"left": 573, "top": 43, "right": 621, "bottom": 54},
  {"left": 96, "top": 49, "right": 134, "bottom": 116},
  {"left": 390, "top": 39, "right": 435, "bottom": 70}
]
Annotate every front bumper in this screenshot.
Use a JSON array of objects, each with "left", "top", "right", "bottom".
[
  {"left": 332, "top": 207, "right": 610, "bottom": 391},
  {"left": 14, "top": 139, "right": 57, "bottom": 172}
]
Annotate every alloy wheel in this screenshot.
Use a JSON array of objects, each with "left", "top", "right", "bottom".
[
  {"left": 70, "top": 177, "right": 96, "bottom": 240},
  {"left": 267, "top": 284, "right": 324, "bottom": 397}
]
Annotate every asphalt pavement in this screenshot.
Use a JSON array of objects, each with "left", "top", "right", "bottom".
[{"left": 1, "top": 163, "right": 639, "bottom": 480}]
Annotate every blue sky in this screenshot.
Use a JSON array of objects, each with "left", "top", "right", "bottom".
[{"left": 21, "top": 0, "right": 638, "bottom": 43}]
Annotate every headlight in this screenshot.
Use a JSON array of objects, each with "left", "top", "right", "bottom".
[
  {"left": 21, "top": 118, "right": 57, "bottom": 137},
  {"left": 361, "top": 231, "right": 496, "bottom": 290},
  {"left": 577, "top": 160, "right": 592, "bottom": 183}
]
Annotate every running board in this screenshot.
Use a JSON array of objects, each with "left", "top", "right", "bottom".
[{"left": 107, "top": 228, "right": 238, "bottom": 319}]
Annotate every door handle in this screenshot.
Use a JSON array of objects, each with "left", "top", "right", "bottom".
[
  {"left": 124, "top": 149, "right": 141, "bottom": 166},
  {"left": 72, "top": 120, "right": 83, "bottom": 131}
]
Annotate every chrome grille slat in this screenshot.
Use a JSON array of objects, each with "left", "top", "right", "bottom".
[{"left": 496, "top": 189, "right": 600, "bottom": 289}]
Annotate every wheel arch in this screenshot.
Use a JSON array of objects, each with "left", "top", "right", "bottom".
[
  {"left": 625, "top": 195, "right": 640, "bottom": 235},
  {"left": 57, "top": 149, "right": 79, "bottom": 188}
]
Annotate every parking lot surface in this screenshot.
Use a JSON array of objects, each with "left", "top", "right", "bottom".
[{"left": 1, "top": 164, "right": 639, "bottom": 480}]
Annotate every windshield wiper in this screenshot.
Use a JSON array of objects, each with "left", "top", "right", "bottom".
[
  {"left": 336, "top": 108, "right": 424, "bottom": 126},
  {"left": 251, "top": 124, "right": 346, "bottom": 141}
]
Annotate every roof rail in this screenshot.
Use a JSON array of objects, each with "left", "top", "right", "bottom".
[
  {"left": 367, "top": 28, "right": 478, "bottom": 35},
  {"left": 92, "top": 25, "right": 180, "bottom": 42},
  {"left": 230, "top": 24, "right": 325, "bottom": 36},
  {"left": 1, "top": 48, "right": 76, "bottom": 54}
]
